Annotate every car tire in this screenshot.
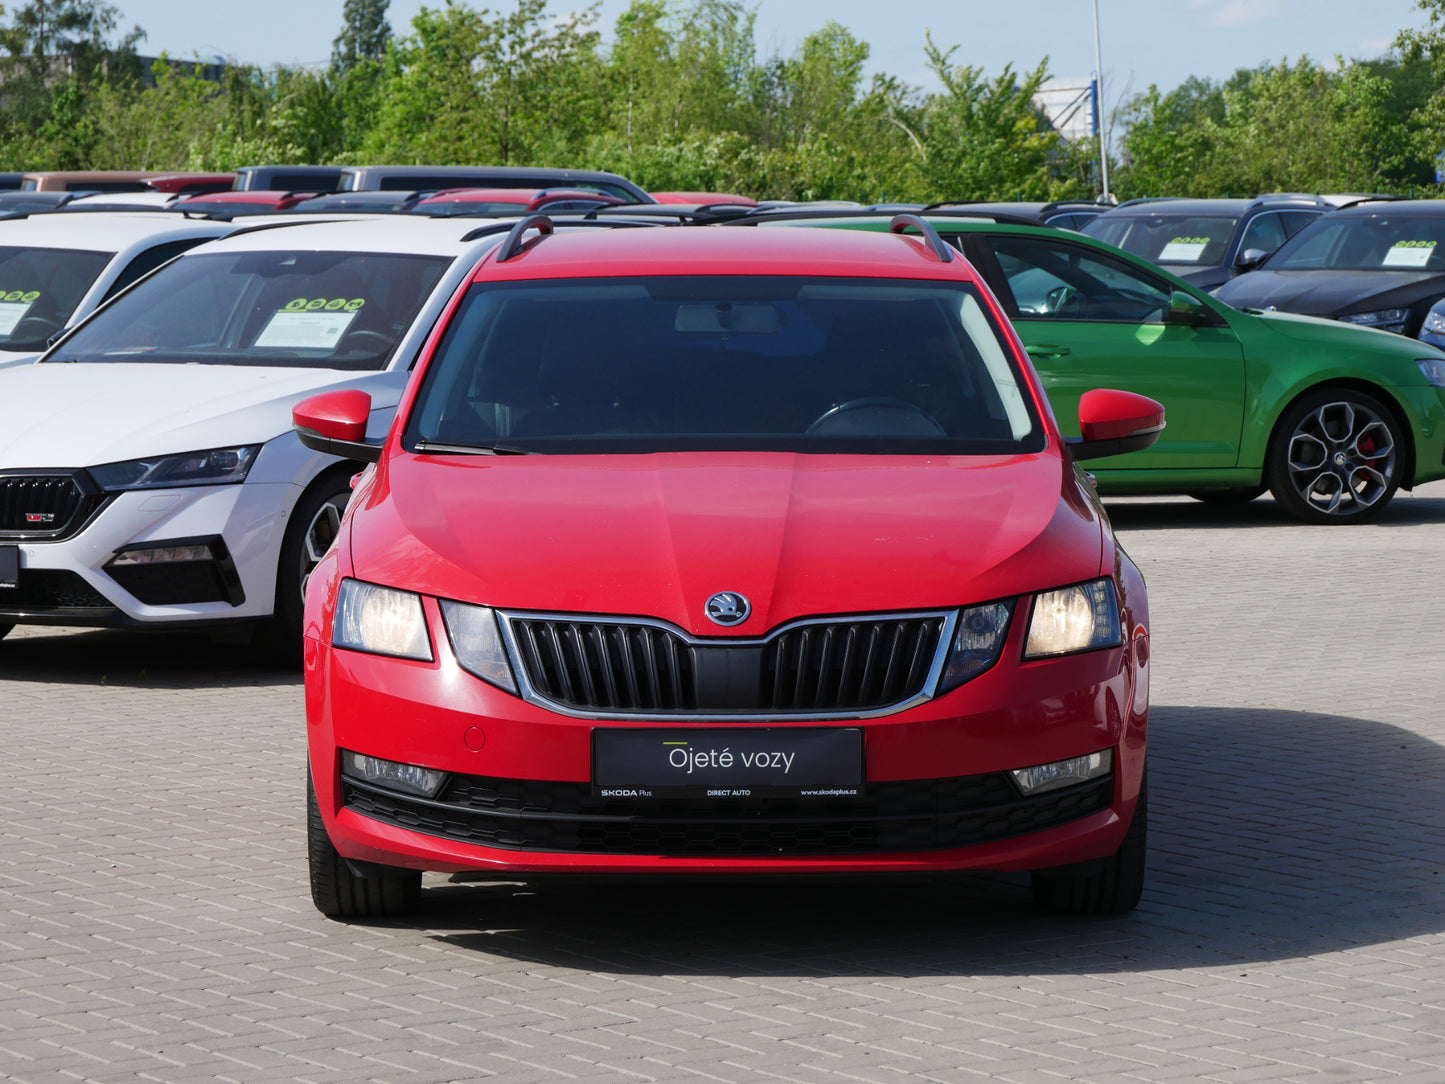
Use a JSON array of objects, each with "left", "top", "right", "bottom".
[
  {"left": 1265, "top": 388, "right": 1403, "bottom": 524},
  {"left": 1188, "top": 487, "right": 1264, "bottom": 505},
  {"left": 308, "top": 769, "right": 421, "bottom": 919},
  {"left": 0, "top": 623, "right": 12, "bottom": 642},
  {"left": 1031, "top": 776, "right": 1146, "bottom": 917},
  {"left": 259, "top": 470, "right": 354, "bottom": 667}
]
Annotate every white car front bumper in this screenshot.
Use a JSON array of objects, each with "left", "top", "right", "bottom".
[{"left": 1, "top": 479, "right": 300, "bottom": 627}]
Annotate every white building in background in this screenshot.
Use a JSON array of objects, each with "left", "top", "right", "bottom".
[{"left": 1035, "top": 78, "right": 1097, "bottom": 143}]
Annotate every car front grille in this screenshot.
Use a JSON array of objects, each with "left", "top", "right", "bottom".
[
  {"left": 342, "top": 770, "right": 1113, "bottom": 857},
  {"left": 501, "top": 611, "right": 949, "bottom": 718},
  {"left": 0, "top": 472, "right": 107, "bottom": 541}
]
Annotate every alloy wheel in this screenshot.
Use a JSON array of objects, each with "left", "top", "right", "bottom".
[
  {"left": 1284, "top": 400, "right": 1397, "bottom": 516},
  {"left": 300, "top": 493, "right": 348, "bottom": 603}
]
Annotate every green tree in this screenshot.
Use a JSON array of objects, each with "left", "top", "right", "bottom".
[
  {"left": 332, "top": 0, "right": 391, "bottom": 76},
  {"left": 366, "top": 0, "right": 605, "bottom": 165},
  {"left": 917, "top": 37, "right": 1078, "bottom": 201}
]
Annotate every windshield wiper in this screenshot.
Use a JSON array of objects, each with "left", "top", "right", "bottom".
[{"left": 413, "top": 440, "right": 536, "bottom": 456}]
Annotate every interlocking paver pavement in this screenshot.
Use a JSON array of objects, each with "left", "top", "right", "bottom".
[{"left": 4, "top": 487, "right": 1445, "bottom": 1082}]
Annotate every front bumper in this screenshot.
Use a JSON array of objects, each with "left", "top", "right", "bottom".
[
  {"left": 305, "top": 604, "right": 1149, "bottom": 876},
  {"left": 0, "top": 481, "right": 297, "bottom": 626}
]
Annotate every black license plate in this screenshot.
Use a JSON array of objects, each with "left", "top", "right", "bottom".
[
  {"left": 593, "top": 728, "right": 863, "bottom": 799},
  {"left": 0, "top": 545, "right": 16, "bottom": 588}
]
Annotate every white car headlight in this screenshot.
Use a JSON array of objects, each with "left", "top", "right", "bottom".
[
  {"left": 333, "top": 578, "right": 433, "bottom": 661},
  {"left": 1024, "top": 579, "right": 1122, "bottom": 659},
  {"left": 440, "top": 599, "right": 517, "bottom": 693},
  {"left": 89, "top": 445, "right": 260, "bottom": 491}
]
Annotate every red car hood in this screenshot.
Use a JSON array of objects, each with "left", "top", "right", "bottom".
[{"left": 349, "top": 451, "right": 1104, "bottom": 636}]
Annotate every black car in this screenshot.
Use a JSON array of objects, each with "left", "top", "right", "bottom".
[
  {"left": 1212, "top": 200, "right": 1445, "bottom": 337},
  {"left": 233, "top": 165, "right": 347, "bottom": 193},
  {"left": 1083, "top": 195, "right": 1331, "bottom": 290}
]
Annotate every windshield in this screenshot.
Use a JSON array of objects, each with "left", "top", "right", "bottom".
[
  {"left": 1085, "top": 213, "right": 1238, "bottom": 266},
  {"left": 0, "top": 245, "right": 111, "bottom": 351},
  {"left": 51, "top": 250, "right": 451, "bottom": 369},
  {"left": 1266, "top": 213, "right": 1445, "bottom": 271},
  {"left": 404, "top": 276, "right": 1043, "bottom": 455}
]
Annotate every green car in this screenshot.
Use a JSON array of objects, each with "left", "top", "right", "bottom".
[{"left": 741, "top": 210, "right": 1445, "bottom": 523}]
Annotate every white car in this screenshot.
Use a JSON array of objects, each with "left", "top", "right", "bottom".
[
  {"left": 0, "top": 216, "right": 555, "bottom": 659},
  {"left": 0, "top": 212, "right": 242, "bottom": 369}
]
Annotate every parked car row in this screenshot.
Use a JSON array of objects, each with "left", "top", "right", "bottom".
[{"left": 3, "top": 180, "right": 1443, "bottom": 925}]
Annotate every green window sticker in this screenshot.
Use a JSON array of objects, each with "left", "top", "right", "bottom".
[
  {"left": 1382, "top": 240, "right": 1436, "bottom": 269},
  {"left": 0, "top": 289, "right": 41, "bottom": 336},
  {"left": 281, "top": 297, "right": 367, "bottom": 313}
]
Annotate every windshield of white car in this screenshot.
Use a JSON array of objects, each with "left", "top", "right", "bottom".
[
  {"left": 1266, "top": 214, "right": 1445, "bottom": 271},
  {"left": 1084, "top": 213, "right": 1238, "bottom": 267},
  {"left": 49, "top": 250, "right": 451, "bottom": 369},
  {"left": 0, "top": 245, "right": 111, "bottom": 351},
  {"left": 404, "top": 276, "right": 1044, "bottom": 455}
]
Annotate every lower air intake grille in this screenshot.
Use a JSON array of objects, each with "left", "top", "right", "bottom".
[
  {"left": 0, "top": 569, "right": 110, "bottom": 612},
  {"left": 342, "top": 770, "right": 1113, "bottom": 856}
]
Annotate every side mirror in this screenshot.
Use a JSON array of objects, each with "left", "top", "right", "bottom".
[
  {"left": 1164, "top": 290, "right": 1207, "bottom": 326},
  {"left": 294, "top": 389, "right": 382, "bottom": 463},
  {"left": 1234, "top": 247, "right": 1269, "bottom": 271},
  {"left": 1068, "top": 389, "right": 1165, "bottom": 462}
]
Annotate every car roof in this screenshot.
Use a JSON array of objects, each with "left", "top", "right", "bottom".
[
  {"left": 1325, "top": 198, "right": 1445, "bottom": 217},
  {"left": 197, "top": 216, "right": 524, "bottom": 256},
  {"left": 0, "top": 212, "right": 236, "bottom": 248},
  {"left": 469, "top": 222, "right": 981, "bottom": 282}
]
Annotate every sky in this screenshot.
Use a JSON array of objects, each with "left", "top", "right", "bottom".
[{"left": 108, "top": 0, "right": 1432, "bottom": 110}]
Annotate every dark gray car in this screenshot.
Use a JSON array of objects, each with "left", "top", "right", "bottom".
[{"left": 1083, "top": 195, "right": 1331, "bottom": 290}]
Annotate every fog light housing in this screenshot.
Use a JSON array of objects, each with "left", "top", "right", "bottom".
[
  {"left": 1010, "top": 749, "right": 1112, "bottom": 795},
  {"left": 110, "top": 543, "right": 213, "bottom": 565},
  {"left": 104, "top": 535, "right": 245, "bottom": 606},
  {"left": 341, "top": 750, "right": 448, "bottom": 798}
]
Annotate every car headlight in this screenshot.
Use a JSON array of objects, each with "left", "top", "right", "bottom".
[
  {"left": 1422, "top": 308, "right": 1445, "bottom": 337},
  {"left": 937, "top": 600, "right": 1014, "bottom": 693},
  {"left": 1418, "top": 358, "right": 1445, "bottom": 387},
  {"left": 1339, "top": 308, "right": 1409, "bottom": 332},
  {"left": 1024, "top": 579, "right": 1122, "bottom": 659},
  {"left": 440, "top": 599, "right": 517, "bottom": 693},
  {"left": 332, "top": 578, "right": 432, "bottom": 661},
  {"left": 89, "top": 445, "right": 260, "bottom": 491}
]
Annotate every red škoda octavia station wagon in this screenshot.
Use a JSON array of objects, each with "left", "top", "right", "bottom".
[{"left": 296, "top": 216, "right": 1161, "bottom": 920}]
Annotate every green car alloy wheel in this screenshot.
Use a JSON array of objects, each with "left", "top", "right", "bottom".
[{"left": 743, "top": 211, "right": 1445, "bottom": 524}]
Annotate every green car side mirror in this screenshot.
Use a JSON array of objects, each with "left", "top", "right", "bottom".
[{"left": 1165, "top": 290, "right": 1208, "bottom": 327}]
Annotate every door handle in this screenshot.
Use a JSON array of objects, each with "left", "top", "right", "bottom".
[{"left": 1025, "top": 344, "right": 1072, "bottom": 359}]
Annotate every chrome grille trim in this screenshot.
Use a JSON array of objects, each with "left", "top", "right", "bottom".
[{"left": 496, "top": 609, "right": 958, "bottom": 721}]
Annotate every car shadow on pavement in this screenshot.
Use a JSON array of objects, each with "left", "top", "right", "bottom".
[
  {"left": 422, "top": 705, "right": 1445, "bottom": 975},
  {"left": 0, "top": 624, "right": 299, "bottom": 688},
  {"left": 1104, "top": 493, "right": 1445, "bottom": 530}
]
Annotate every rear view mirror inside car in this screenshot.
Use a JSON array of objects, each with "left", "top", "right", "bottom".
[{"left": 675, "top": 302, "right": 781, "bottom": 334}]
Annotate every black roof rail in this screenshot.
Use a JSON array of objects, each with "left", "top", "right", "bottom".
[
  {"left": 890, "top": 214, "right": 954, "bottom": 262},
  {"left": 1111, "top": 196, "right": 1184, "bottom": 209},
  {"left": 1248, "top": 193, "right": 1333, "bottom": 209},
  {"left": 482, "top": 213, "right": 553, "bottom": 256},
  {"left": 730, "top": 205, "right": 1045, "bottom": 228}
]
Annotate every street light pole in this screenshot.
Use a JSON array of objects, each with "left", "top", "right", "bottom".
[{"left": 1092, "top": 0, "right": 1110, "bottom": 200}]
